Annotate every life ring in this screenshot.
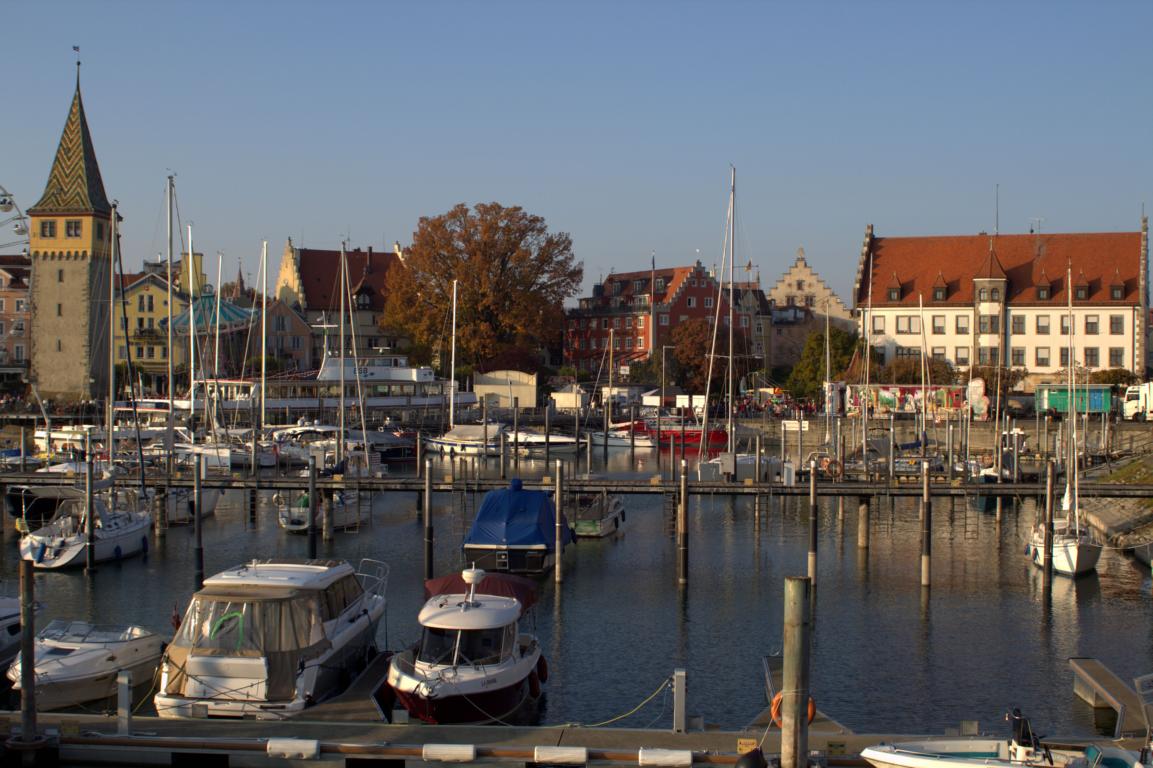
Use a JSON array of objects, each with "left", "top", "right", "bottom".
[
  {"left": 529, "top": 670, "right": 541, "bottom": 698},
  {"left": 826, "top": 460, "right": 843, "bottom": 479},
  {"left": 770, "top": 691, "right": 816, "bottom": 728},
  {"left": 536, "top": 655, "right": 549, "bottom": 684}
]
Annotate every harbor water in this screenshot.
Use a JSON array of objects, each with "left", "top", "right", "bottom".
[{"left": 1, "top": 448, "right": 1150, "bottom": 737}]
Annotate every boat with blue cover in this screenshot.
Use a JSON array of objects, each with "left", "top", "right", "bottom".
[{"left": 462, "top": 479, "right": 574, "bottom": 574}]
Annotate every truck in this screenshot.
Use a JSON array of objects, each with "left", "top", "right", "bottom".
[
  {"left": 1036, "top": 383, "right": 1113, "bottom": 418},
  {"left": 1123, "top": 382, "right": 1153, "bottom": 421}
]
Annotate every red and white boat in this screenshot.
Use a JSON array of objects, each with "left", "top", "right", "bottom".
[
  {"left": 385, "top": 568, "right": 547, "bottom": 724},
  {"left": 613, "top": 417, "right": 727, "bottom": 448}
]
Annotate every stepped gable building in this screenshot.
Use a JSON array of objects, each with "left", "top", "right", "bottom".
[
  {"left": 274, "top": 239, "right": 408, "bottom": 365},
  {"left": 852, "top": 222, "right": 1151, "bottom": 388},
  {"left": 767, "top": 248, "right": 854, "bottom": 331},
  {"left": 28, "top": 69, "right": 114, "bottom": 401},
  {"left": 564, "top": 262, "right": 769, "bottom": 377}
]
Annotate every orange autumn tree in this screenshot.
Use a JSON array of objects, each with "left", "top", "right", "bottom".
[{"left": 384, "top": 203, "right": 583, "bottom": 369}]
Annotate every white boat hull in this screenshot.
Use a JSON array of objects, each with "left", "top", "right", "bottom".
[
  {"left": 1029, "top": 524, "right": 1102, "bottom": 576},
  {"left": 20, "top": 512, "right": 153, "bottom": 569}
]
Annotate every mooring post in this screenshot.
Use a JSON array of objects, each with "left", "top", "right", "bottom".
[
  {"left": 307, "top": 456, "right": 318, "bottom": 560},
  {"left": 513, "top": 396, "right": 520, "bottom": 473},
  {"left": 153, "top": 487, "right": 167, "bottom": 539},
  {"left": 1043, "top": 460, "right": 1054, "bottom": 583},
  {"left": 18, "top": 426, "right": 25, "bottom": 473},
  {"left": 322, "top": 494, "right": 334, "bottom": 542},
  {"left": 555, "top": 460, "right": 564, "bottom": 585},
  {"left": 499, "top": 432, "right": 507, "bottom": 480},
  {"left": 755, "top": 434, "right": 763, "bottom": 482},
  {"left": 117, "top": 670, "right": 132, "bottom": 735},
  {"left": 544, "top": 406, "right": 551, "bottom": 463},
  {"left": 18, "top": 558, "right": 37, "bottom": 747},
  {"left": 678, "top": 459, "right": 689, "bottom": 586},
  {"left": 672, "top": 668, "right": 687, "bottom": 734},
  {"left": 194, "top": 454, "right": 204, "bottom": 591},
  {"left": 808, "top": 460, "right": 818, "bottom": 584},
  {"left": 921, "top": 460, "right": 932, "bottom": 588},
  {"left": 887, "top": 414, "right": 896, "bottom": 482},
  {"left": 85, "top": 434, "right": 96, "bottom": 575},
  {"left": 629, "top": 404, "right": 637, "bottom": 456},
  {"left": 947, "top": 422, "right": 955, "bottom": 480},
  {"left": 857, "top": 496, "right": 870, "bottom": 549},
  {"left": 781, "top": 576, "right": 812, "bottom": 768},
  {"left": 424, "top": 460, "right": 434, "bottom": 581}
]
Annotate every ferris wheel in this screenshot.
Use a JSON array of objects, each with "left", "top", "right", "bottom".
[{"left": 0, "top": 184, "right": 29, "bottom": 255}]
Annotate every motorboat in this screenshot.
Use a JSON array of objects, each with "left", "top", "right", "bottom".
[
  {"left": 571, "top": 490, "right": 625, "bottom": 538},
  {"left": 276, "top": 453, "right": 375, "bottom": 533},
  {"left": 507, "top": 429, "right": 579, "bottom": 455},
  {"left": 0, "top": 595, "right": 22, "bottom": 670},
  {"left": 155, "top": 558, "right": 388, "bottom": 719},
  {"left": 424, "top": 424, "right": 505, "bottom": 456},
  {"left": 582, "top": 429, "right": 656, "bottom": 449},
  {"left": 698, "top": 453, "right": 783, "bottom": 482},
  {"left": 385, "top": 567, "right": 546, "bottom": 724},
  {"left": 7, "top": 620, "right": 164, "bottom": 711},
  {"left": 18, "top": 489, "right": 153, "bottom": 569},
  {"left": 462, "top": 479, "right": 573, "bottom": 574}
]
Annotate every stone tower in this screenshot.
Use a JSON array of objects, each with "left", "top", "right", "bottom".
[{"left": 28, "top": 69, "right": 113, "bottom": 401}]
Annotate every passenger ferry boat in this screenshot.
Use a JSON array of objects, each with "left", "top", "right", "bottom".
[{"left": 155, "top": 558, "right": 388, "bottom": 719}]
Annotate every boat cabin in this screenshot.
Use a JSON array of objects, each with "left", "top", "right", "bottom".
[{"left": 416, "top": 595, "right": 521, "bottom": 668}]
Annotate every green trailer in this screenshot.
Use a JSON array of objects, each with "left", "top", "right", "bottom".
[{"left": 1036, "top": 383, "right": 1113, "bottom": 416}]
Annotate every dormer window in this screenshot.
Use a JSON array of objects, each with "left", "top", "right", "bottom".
[
  {"left": 932, "top": 287, "right": 946, "bottom": 302},
  {"left": 978, "top": 288, "right": 989, "bottom": 302},
  {"left": 1037, "top": 286, "right": 1050, "bottom": 300},
  {"left": 990, "top": 288, "right": 1000, "bottom": 301},
  {"left": 1075, "top": 286, "right": 1088, "bottom": 301},
  {"left": 887, "top": 288, "right": 899, "bottom": 301},
  {"left": 1111, "top": 286, "right": 1124, "bottom": 300}
]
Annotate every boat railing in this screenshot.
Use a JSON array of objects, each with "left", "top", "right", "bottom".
[
  {"left": 39, "top": 619, "right": 152, "bottom": 644},
  {"left": 357, "top": 559, "right": 390, "bottom": 600}
]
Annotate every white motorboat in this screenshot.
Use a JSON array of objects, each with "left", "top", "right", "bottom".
[
  {"left": 507, "top": 429, "right": 579, "bottom": 455},
  {"left": 155, "top": 558, "right": 388, "bottom": 719},
  {"left": 7, "top": 620, "right": 164, "bottom": 710},
  {"left": 0, "top": 596, "right": 22, "bottom": 670},
  {"left": 19, "top": 490, "right": 152, "bottom": 569},
  {"left": 424, "top": 424, "right": 505, "bottom": 456},
  {"left": 582, "top": 429, "right": 656, "bottom": 449},
  {"left": 386, "top": 567, "right": 546, "bottom": 724},
  {"left": 572, "top": 490, "right": 626, "bottom": 538}
]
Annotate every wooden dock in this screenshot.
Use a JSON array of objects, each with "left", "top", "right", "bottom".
[{"left": 1069, "top": 657, "right": 1150, "bottom": 738}]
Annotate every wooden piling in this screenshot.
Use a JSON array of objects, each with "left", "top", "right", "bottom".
[
  {"left": 677, "top": 459, "right": 688, "bottom": 586},
  {"left": 921, "top": 461, "right": 931, "bottom": 588},
  {"left": 946, "top": 422, "right": 954, "bottom": 480},
  {"left": 194, "top": 455, "right": 204, "bottom": 590},
  {"left": 807, "top": 460, "right": 817, "bottom": 584},
  {"left": 18, "top": 426, "right": 25, "bottom": 473},
  {"left": 85, "top": 435, "right": 96, "bottom": 575},
  {"left": 544, "top": 407, "right": 551, "bottom": 462},
  {"left": 322, "top": 495, "right": 334, "bottom": 542},
  {"left": 1043, "top": 460, "right": 1054, "bottom": 583},
  {"left": 555, "top": 460, "right": 564, "bottom": 585},
  {"left": 513, "top": 396, "right": 520, "bottom": 473},
  {"left": 887, "top": 414, "right": 896, "bottom": 482},
  {"left": 18, "top": 559, "right": 37, "bottom": 747},
  {"left": 781, "top": 576, "right": 812, "bottom": 768},
  {"left": 424, "top": 459, "right": 434, "bottom": 581},
  {"left": 857, "top": 496, "right": 869, "bottom": 550},
  {"left": 499, "top": 432, "right": 507, "bottom": 480},
  {"left": 307, "top": 456, "right": 318, "bottom": 560}
]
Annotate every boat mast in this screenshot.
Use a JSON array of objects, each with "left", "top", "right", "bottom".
[
  {"left": 1066, "top": 264, "right": 1078, "bottom": 527},
  {"left": 449, "top": 278, "right": 458, "bottom": 430},
  {"left": 188, "top": 225, "right": 196, "bottom": 443},
  {"left": 824, "top": 297, "right": 831, "bottom": 449},
  {"left": 863, "top": 248, "right": 873, "bottom": 467},
  {"left": 166, "top": 176, "right": 175, "bottom": 465},
  {"left": 338, "top": 243, "right": 346, "bottom": 465},
  {"left": 213, "top": 252, "right": 222, "bottom": 376},
  {"left": 107, "top": 202, "right": 118, "bottom": 456},
  {"left": 260, "top": 240, "right": 267, "bottom": 431},
  {"left": 727, "top": 168, "right": 735, "bottom": 455}
]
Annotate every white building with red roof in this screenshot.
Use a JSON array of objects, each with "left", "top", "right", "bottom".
[{"left": 852, "top": 221, "right": 1150, "bottom": 388}]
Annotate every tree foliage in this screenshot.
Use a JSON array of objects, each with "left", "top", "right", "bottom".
[
  {"left": 965, "top": 365, "right": 1029, "bottom": 404},
  {"left": 878, "top": 356, "right": 956, "bottom": 386},
  {"left": 383, "top": 203, "right": 583, "bottom": 369},
  {"left": 785, "top": 327, "right": 859, "bottom": 399},
  {"left": 670, "top": 317, "right": 753, "bottom": 394},
  {"left": 1089, "top": 367, "right": 1139, "bottom": 386}
]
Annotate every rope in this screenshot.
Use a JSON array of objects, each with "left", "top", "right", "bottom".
[{"left": 579, "top": 676, "right": 672, "bottom": 728}]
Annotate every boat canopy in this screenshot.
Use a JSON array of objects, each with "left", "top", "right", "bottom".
[
  {"left": 463, "top": 480, "right": 573, "bottom": 553},
  {"left": 423, "top": 570, "right": 538, "bottom": 612}
]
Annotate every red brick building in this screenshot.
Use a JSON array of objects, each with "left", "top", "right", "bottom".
[{"left": 0, "top": 254, "right": 31, "bottom": 390}]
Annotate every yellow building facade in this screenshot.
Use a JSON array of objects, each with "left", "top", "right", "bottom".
[{"left": 112, "top": 272, "right": 188, "bottom": 396}]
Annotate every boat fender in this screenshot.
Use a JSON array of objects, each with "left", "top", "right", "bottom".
[
  {"left": 35, "top": 542, "right": 46, "bottom": 564},
  {"left": 529, "top": 670, "right": 541, "bottom": 698},
  {"left": 769, "top": 691, "right": 815, "bottom": 728},
  {"left": 142, "top": 536, "right": 149, "bottom": 554},
  {"left": 536, "top": 655, "right": 549, "bottom": 684},
  {"left": 620, "top": 510, "right": 626, "bottom": 522},
  {"left": 114, "top": 545, "right": 123, "bottom": 560}
]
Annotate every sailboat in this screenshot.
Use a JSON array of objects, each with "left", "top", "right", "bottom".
[
  {"left": 698, "top": 168, "right": 778, "bottom": 482},
  {"left": 1027, "top": 266, "right": 1101, "bottom": 576}
]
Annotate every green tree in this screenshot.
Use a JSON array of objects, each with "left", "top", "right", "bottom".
[
  {"left": 670, "top": 318, "right": 752, "bottom": 393},
  {"left": 785, "top": 327, "right": 859, "bottom": 399},
  {"left": 878, "top": 357, "right": 956, "bottom": 385},
  {"left": 1089, "top": 367, "right": 1139, "bottom": 386},
  {"left": 383, "top": 203, "right": 583, "bottom": 369}
]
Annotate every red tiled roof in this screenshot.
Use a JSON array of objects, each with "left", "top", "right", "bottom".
[
  {"left": 297, "top": 247, "right": 399, "bottom": 312},
  {"left": 857, "top": 231, "right": 1143, "bottom": 307}
]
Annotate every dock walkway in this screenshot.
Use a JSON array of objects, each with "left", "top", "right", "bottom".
[{"left": 1069, "top": 657, "right": 1149, "bottom": 738}]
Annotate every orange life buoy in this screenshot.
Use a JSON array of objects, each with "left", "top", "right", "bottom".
[
  {"left": 529, "top": 670, "right": 541, "bottom": 698},
  {"left": 770, "top": 691, "right": 815, "bottom": 728},
  {"left": 536, "top": 655, "right": 549, "bottom": 684}
]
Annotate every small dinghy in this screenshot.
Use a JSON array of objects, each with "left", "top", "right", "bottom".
[{"left": 7, "top": 620, "right": 164, "bottom": 711}]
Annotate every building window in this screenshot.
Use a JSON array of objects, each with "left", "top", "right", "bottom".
[
  {"left": 978, "top": 288, "right": 989, "bottom": 302},
  {"left": 613, "top": 317, "right": 621, "bottom": 329},
  {"left": 805, "top": 295, "right": 815, "bottom": 307},
  {"left": 13, "top": 345, "right": 22, "bottom": 362},
  {"left": 740, "top": 316, "right": 749, "bottom": 328},
  {"left": 601, "top": 319, "right": 609, "bottom": 329},
  {"left": 590, "top": 338, "right": 597, "bottom": 350},
  {"left": 796, "top": 280, "right": 805, "bottom": 290},
  {"left": 118, "top": 346, "right": 127, "bottom": 359},
  {"left": 56, "top": 303, "right": 62, "bottom": 317},
  {"left": 1085, "top": 315, "right": 1099, "bottom": 335},
  {"left": 786, "top": 296, "right": 796, "bottom": 306},
  {"left": 147, "top": 295, "right": 154, "bottom": 312},
  {"left": 614, "top": 337, "right": 621, "bottom": 350},
  {"left": 704, "top": 296, "right": 713, "bottom": 309},
  {"left": 637, "top": 336, "right": 644, "bottom": 348},
  {"left": 1060, "top": 348, "right": 1070, "bottom": 367},
  {"left": 896, "top": 316, "right": 920, "bottom": 334},
  {"left": 57, "top": 269, "right": 64, "bottom": 283},
  {"left": 1037, "top": 286, "right": 1050, "bottom": 300},
  {"left": 625, "top": 317, "right": 633, "bottom": 329},
  {"left": 1111, "top": 286, "right": 1124, "bottom": 300},
  {"left": 1035, "top": 347, "right": 1050, "bottom": 367},
  {"left": 39, "top": 220, "right": 57, "bottom": 238},
  {"left": 990, "top": 287, "right": 1001, "bottom": 301},
  {"left": 686, "top": 297, "right": 696, "bottom": 308},
  {"left": 659, "top": 314, "right": 669, "bottom": 326},
  {"left": 1060, "top": 315, "right": 1070, "bottom": 335},
  {"left": 931, "top": 316, "right": 945, "bottom": 334},
  {"left": 895, "top": 346, "right": 921, "bottom": 358},
  {"left": 887, "top": 288, "right": 899, "bottom": 301},
  {"left": 1011, "top": 347, "right": 1025, "bottom": 366},
  {"left": 14, "top": 300, "right": 24, "bottom": 312},
  {"left": 1110, "top": 315, "right": 1124, "bottom": 335},
  {"left": 871, "top": 316, "right": 885, "bottom": 334},
  {"left": 655, "top": 278, "right": 665, "bottom": 292},
  {"left": 978, "top": 314, "right": 999, "bottom": 334},
  {"left": 135, "top": 345, "right": 143, "bottom": 359},
  {"left": 1109, "top": 347, "right": 1124, "bottom": 367},
  {"left": 1084, "top": 347, "right": 1099, "bottom": 367},
  {"left": 136, "top": 316, "right": 144, "bottom": 329},
  {"left": 147, "top": 346, "right": 155, "bottom": 359},
  {"left": 65, "top": 220, "right": 82, "bottom": 238},
  {"left": 633, "top": 279, "right": 644, "bottom": 293},
  {"left": 1075, "top": 286, "right": 1088, "bottom": 300},
  {"left": 956, "top": 315, "right": 970, "bottom": 334},
  {"left": 637, "top": 316, "right": 644, "bottom": 329},
  {"left": 933, "top": 287, "right": 946, "bottom": 301},
  {"left": 625, "top": 337, "right": 634, "bottom": 349},
  {"left": 955, "top": 346, "right": 970, "bottom": 365},
  {"left": 1036, "top": 315, "right": 1050, "bottom": 335},
  {"left": 56, "top": 339, "right": 62, "bottom": 352},
  {"left": 1011, "top": 315, "right": 1025, "bottom": 335},
  {"left": 611, "top": 281, "right": 621, "bottom": 296},
  {"left": 138, "top": 294, "right": 145, "bottom": 311},
  {"left": 977, "top": 346, "right": 1000, "bottom": 365},
  {"left": 931, "top": 346, "right": 946, "bottom": 360}
]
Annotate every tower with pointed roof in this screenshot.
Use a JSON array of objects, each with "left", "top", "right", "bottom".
[{"left": 28, "top": 68, "right": 112, "bottom": 400}]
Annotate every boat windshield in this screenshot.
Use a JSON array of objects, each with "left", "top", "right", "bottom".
[
  {"left": 418, "top": 625, "right": 515, "bottom": 667},
  {"left": 171, "top": 595, "right": 324, "bottom": 656}
]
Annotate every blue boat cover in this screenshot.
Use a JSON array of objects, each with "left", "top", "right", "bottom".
[{"left": 464, "top": 479, "right": 573, "bottom": 552}]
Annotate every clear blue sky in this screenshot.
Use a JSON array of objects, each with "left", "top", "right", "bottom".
[{"left": 5, "top": 1, "right": 1151, "bottom": 304}]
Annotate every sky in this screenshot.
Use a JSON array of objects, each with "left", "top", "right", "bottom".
[{"left": 4, "top": 1, "right": 1152, "bottom": 305}]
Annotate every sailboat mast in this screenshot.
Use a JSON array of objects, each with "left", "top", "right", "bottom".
[
  {"left": 1067, "top": 265, "right": 1078, "bottom": 526},
  {"left": 166, "top": 176, "right": 175, "bottom": 460},
  {"left": 727, "top": 168, "right": 735, "bottom": 454},
  {"left": 107, "top": 202, "right": 118, "bottom": 453},
  {"left": 863, "top": 249, "right": 873, "bottom": 467},
  {"left": 449, "top": 279, "right": 458, "bottom": 430},
  {"left": 260, "top": 240, "right": 267, "bottom": 431},
  {"left": 213, "top": 252, "right": 222, "bottom": 375},
  {"left": 188, "top": 225, "right": 196, "bottom": 440},
  {"left": 338, "top": 244, "right": 347, "bottom": 465}
]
